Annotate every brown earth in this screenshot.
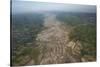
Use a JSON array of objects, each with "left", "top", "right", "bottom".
[{"left": 36, "top": 14, "right": 82, "bottom": 64}]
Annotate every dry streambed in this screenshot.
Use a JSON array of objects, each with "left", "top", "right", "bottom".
[{"left": 36, "top": 14, "right": 82, "bottom": 64}]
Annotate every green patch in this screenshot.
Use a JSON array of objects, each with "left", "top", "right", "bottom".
[
  {"left": 12, "top": 47, "right": 40, "bottom": 65},
  {"left": 69, "top": 24, "right": 96, "bottom": 57}
]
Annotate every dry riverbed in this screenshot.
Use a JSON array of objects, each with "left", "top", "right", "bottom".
[{"left": 35, "top": 14, "right": 82, "bottom": 64}]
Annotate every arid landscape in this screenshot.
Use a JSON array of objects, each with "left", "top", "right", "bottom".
[{"left": 11, "top": 1, "right": 96, "bottom": 66}]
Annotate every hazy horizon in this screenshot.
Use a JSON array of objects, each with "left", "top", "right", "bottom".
[{"left": 11, "top": 1, "right": 96, "bottom": 14}]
